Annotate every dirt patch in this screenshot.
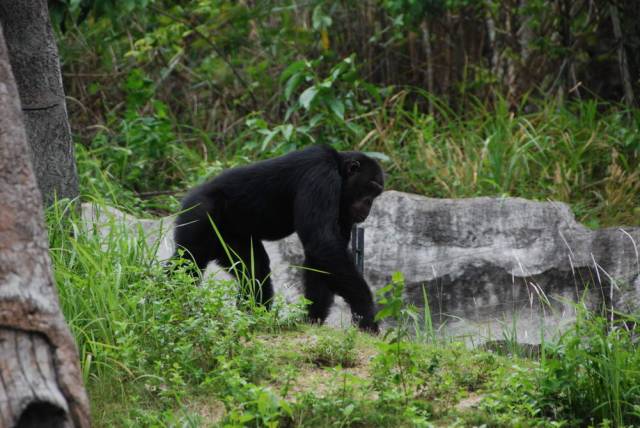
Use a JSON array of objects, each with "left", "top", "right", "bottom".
[
  {"left": 254, "top": 328, "right": 380, "bottom": 401},
  {"left": 186, "top": 397, "right": 225, "bottom": 425},
  {"left": 455, "top": 393, "right": 484, "bottom": 411}
]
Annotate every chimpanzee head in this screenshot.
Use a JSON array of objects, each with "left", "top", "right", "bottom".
[{"left": 340, "top": 152, "right": 384, "bottom": 223}]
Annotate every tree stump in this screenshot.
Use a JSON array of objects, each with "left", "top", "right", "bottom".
[{"left": 0, "top": 20, "right": 90, "bottom": 428}]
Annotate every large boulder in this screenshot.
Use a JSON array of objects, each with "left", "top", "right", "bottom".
[{"left": 82, "top": 191, "right": 640, "bottom": 343}]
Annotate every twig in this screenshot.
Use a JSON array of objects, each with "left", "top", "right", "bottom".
[{"left": 136, "top": 189, "right": 181, "bottom": 198}]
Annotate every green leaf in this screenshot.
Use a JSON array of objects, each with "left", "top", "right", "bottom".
[
  {"left": 328, "top": 98, "right": 345, "bottom": 120},
  {"left": 309, "top": 114, "right": 323, "bottom": 127},
  {"left": 362, "top": 82, "right": 382, "bottom": 104},
  {"left": 346, "top": 122, "right": 364, "bottom": 136},
  {"left": 280, "top": 400, "right": 292, "bottom": 416},
  {"left": 330, "top": 66, "right": 343, "bottom": 81},
  {"left": 246, "top": 117, "right": 268, "bottom": 129},
  {"left": 299, "top": 86, "right": 318, "bottom": 110},
  {"left": 375, "top": 306, "right": 394, "bottom": 321},
  {"left": 281, "top": 124, "right": 294, "bottom": 141},
  {"left": 312, "top": 5, "right": 332, "bottom": 30},
  {"left": 284, "top": 105, "right": 296, "bottom": 121},
  {"left": 284, "top": 73, "right": 303, "bottom": 101},
  {"left": 280, "top": 60, "right": 306, "bottom": 83},
  {"left": 238, "top": 413, "right": 254, "bottom": 423},
  {"left": 257, "top": 390, "right": 274, "bottom": 415},
  {"left": 260, "top": 129, "right": 278, "bottom": 152},
  {"left": 391, "top": 271, "right": 404, "bottom": 282},
  {"left": 125, "top": 69, "right": 145, "bottom": 90}
]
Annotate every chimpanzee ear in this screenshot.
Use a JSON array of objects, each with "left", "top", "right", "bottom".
[{"left": 345, "top": 160, "right": 360, "bottom": 176}]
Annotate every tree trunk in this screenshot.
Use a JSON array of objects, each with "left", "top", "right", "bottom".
[
  {"left": 420, "top": 19, "right": 434, "bottom": 115},
  {"left": 609, "top": 2, "right": 635, "bottom": 107},
  {"left": 485, "top": 6, "right": 500, "bottom": 103},
  {"left": 0, "top": 0, "right": 79, "bottom": 206},
  {"left": 0, "top": 22, "right": 90, "bottom": 428}
]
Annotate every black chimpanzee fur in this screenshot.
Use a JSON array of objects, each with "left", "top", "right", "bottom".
[{"left": 173, "top": 145, "right": 384, "bottom": 332}]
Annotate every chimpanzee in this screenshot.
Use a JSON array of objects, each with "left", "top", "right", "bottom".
[{"left": 173, "top": 145, "right": 384, "bottom": 332}]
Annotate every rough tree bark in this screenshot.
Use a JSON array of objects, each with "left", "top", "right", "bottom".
[
  {"left": 609, "top": 2, "right": 635, "bottom": 107},
  {"left": 0, "top": 22, "right": 90, "bottom": 428},
  {"left": 420, "top": 19, "right": 434, "bottom": 115},
  {"left": 0, "top": 0, "right": 79, "bottom": 206}
]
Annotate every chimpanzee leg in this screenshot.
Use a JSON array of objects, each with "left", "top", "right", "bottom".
[
  {"left": 173, "top": 215, "right": 220, "bottom": 274},
  {"left": 217, "top": 236, "right": 274, "bottom": 308},
  {"left": 332, "top": 280, "right": 377, "bottom": 332},
  {"left": 303, "top": 268, "right": 335, "bottom": 323}
]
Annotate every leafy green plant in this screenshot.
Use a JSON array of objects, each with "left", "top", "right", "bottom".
[
  {"left": 373, "top": 273, "right": 504, "bottom": 421},
  {"left": 290, "top": 386, "right": 411, "bottom": 427},
  {"left": 47, "top": 198, "right": 304, "bottom": 424},
  {"left": 483, "top": 306, "right": 640, "bottom": 426},
  {"left": 81, "top": 92, "right": 196, "bottom": 206},
  {"left": 244, "top": 55, "right": 386, "bottom": 155},
  {"left": 306, "top": 328, "right": 358, "bottom": 368},
  {"left": 413, "top": 285, "right": 437, "bottom": 344},
  {"left": 374, "top": 272, "right": 421, "bottom": 404},
  {"left": 216, "top": 370, "right": 292, "bottom": 428}
]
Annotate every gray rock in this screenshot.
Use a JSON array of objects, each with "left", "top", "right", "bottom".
[
  {"left": 362, "top": 192, "right": 640, "bottom": 343},
  {"left": 81, "top": 191, "right": 640, "bottom": 344}
]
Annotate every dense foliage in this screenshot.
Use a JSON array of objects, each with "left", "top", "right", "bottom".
[
  {"left": 53, "top": 0, "right": 639, "bottom": 225},
  {"left": 49, "top": 201, "right": 640, "bottom": 426},
  {"left": 44, "top": 0, "right": 640, "bottom": 426}
]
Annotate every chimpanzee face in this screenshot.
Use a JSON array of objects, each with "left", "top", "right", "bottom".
[{"left": 341, "top": 153, "right": 384, "bottom": 223}]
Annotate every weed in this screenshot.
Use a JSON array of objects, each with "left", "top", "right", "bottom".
[
  {"left": 483, "top": 307, "right": 640, "bottom": 426},
  {"left": 306, "top": 328, "right": 358, "bottom": 368},
  {"left": 47, "top": 198, "right": 299, "bottom": 425}
]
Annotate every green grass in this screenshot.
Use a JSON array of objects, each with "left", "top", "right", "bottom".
[
  {"left": 374, "top": 95, "right": 640, "bottom": 228},
  {"left": 481, "top": 314, "right": 640, "bottom": 427},
  {"left": 51, "top": 3, "right": 640, "bottom": 425},
  {"left": 73, "top": 94, "right": 640, "bottom": 228},
  {"left": 46, "top": 198, "right": 494, "bottom": 426},
  {"left": 305, "top": 328, "right": 358, "bottom": 368},
  {"left": 61, "top": 79, "right": 640, "bottom": 426},
  {"left": 48, "top": 197, "right": 640, "bottom": 426}
]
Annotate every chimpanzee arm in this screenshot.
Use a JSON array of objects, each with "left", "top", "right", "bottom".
[{"left": 294, "top": 169, "right": 378, "bottom": 332}]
